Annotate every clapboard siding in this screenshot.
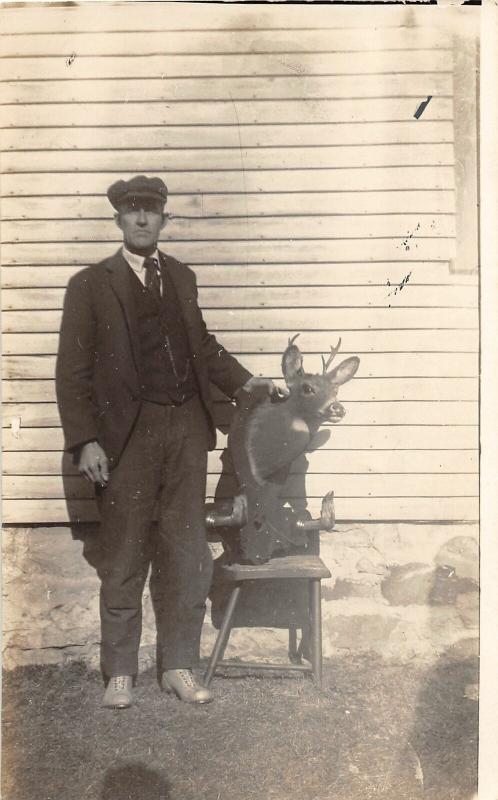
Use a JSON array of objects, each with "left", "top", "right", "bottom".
[
  {"left": 2, "top": 474, "right": 478, "bottom": 501},
  {"left": 2, "top": 426, "right": 479, "bottom": 454},
  {"left": 2, "top": 378, "right": 479, "bottom": 404},
  {"left": 2, "top": 214, "right": 457, "bottom": 241},
  {"left": 0, "top": 74, "right": 454, "bottom": 105},
  {"left": 2, "top": 169, "right": 456, "bottom": 198},
  {"left": 3, "top": 145, "right": 455, "bottom": 173},
  {"left": 2, "top": 353, "right": 479, "bottom": 379},
  {"left": 3, "top": 263, "right": 474, "bottom": 288},
  {"left": 0, "top": 3, "right": 474, "bottom": 32},
  {"left": 2, "top": 285, "right": 474, "bottom": 311},
  {"left": 1, "top": 242, "right": 459, "bottom": 266},
  {"left": 2, "top": 308, "right": 478, "bottom": 334},
  {"left": 1, "top": 329, "right": 479, "bottom": 352},
  {"left": 1, "top": 401, "right": 479, "bottom": 428},
  {"left": 2, "top": 450, "right": 479, "bottom": 476},
  {"left": 0, "top": 52, "right": 453, "bottom": 81},
  {"left": 0, "top": 121, "right": 455, "bottom": 151},
  {"left": 0, "top": 25, "right": 454, "bottom": 55},
  {"left": 0, "top": 4, "right": 479, "bottom": 524},
  {"left": 1, "top": 98, "right": 454, "bottom": 128},
  {"left": 1, "top": 499, "right": 478, "bottom": 526},
  {"left": 1, "top": 193, "right": 458, "bottom": 220}
]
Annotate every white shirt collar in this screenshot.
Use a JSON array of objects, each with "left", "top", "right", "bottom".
[{"left": 121, "top": 245, "right": 160, "bottom": 274}]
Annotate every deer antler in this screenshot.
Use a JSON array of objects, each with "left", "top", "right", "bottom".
[{"left": 321, "top": 337, "right": 342, "bottom": 373}]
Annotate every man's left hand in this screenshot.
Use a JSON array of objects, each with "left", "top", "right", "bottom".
[{"left": 240, "top": 376, "right": 288, "bottom": 398}]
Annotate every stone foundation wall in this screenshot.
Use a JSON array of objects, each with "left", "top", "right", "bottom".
[{"left": 2, "top": 523, "right": 478, "bottom": 670}]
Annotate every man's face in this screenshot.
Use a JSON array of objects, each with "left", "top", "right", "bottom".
[{"left": 115, "top": 197, "right": 167, "bottom": 255}]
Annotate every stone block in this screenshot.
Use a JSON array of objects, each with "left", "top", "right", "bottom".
[
  {"left": 324, "top": 612, "right": 399, "bottom": 652},
  {"left": 445, "top": 637, "right": 479, "bottom": 660},
  {"left": 320, "top": 537, "right": 387, "bottom": 585},
  {"left": 320, "top": 544, "right": 364, "bottom": 580},
  {"left": 356, "top": 556, "right": 389, "bottom": 577},
  {"left": 368, "top": 523, "right": 403, "bottom": 551},
  {"left": 1, "top": 523, "right": 480, "bottom": 669},
  {"left": 381, "top": 562, "right": 479, "bottom": 609},
  {"left": 370, "top": 523, "right": 479, "bottom": 568},
  {"left": 331, "top": 525, "right": 371, "bottom": 548},
  {"left": 381, "top": 563, "right": 436, "bottom": 606},
  {"left": 425, "top": 605, "right": 465, "bottom": 638},
  {"left": 3, "top": 646, "right": 62, "bottom": 669},
  {"left": 325, "top": 578, "right": 382, "bottom": 601},
  {"left": 137, "top": 643, "right": 156, "bottom": 671},
  {"left": 2, "top": 529, "right": 31, "bottom": 583},
  {"left": 49, "top": 602, "right": 98, "bottom": 632},
  {"left": 434, "top": 535, "right": 479, "bottom": 583},
  {"left": 383, "top": 618, "right": 431, "bottom": 660},
  {"left": 383, "top": 605, "right": 475, "bottom": 661},
  {"left": 455, "top": 591, "right": 479, "bottom": 629},
  {"left": 430, "top": 568, "right": 477, "bottom": 605},
  {"left": 7, "top": 627, "right": 71, "bottom": 650}
]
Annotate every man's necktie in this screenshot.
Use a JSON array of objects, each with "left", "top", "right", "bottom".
[{"left": 144, "top": 257, "right": 161, "bottom": 301}]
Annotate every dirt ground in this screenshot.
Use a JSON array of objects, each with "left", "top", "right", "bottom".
[{"left": 2, "top": 654, "right": 478, "bottom": 800}]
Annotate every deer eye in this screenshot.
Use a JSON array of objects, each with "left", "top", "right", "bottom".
[{"left": 302, "top": 383, "right": 315, "bottom": 395}]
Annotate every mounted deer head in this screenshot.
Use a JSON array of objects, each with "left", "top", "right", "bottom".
[
  {"left": 217, "top": 334, "right": 361, "bottom": 562},
  {"left": 281, "top": 334, "right": 360, "bottom": 428}
]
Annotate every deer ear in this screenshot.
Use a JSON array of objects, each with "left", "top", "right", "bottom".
[
  {"left": 282, "top": 338, "right": 304, "bottom": 386},
  {"left": 328, "top": 356, "right": 360, "bottom": 386}
]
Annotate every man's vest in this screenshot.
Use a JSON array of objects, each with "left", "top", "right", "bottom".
[{"left": 129, "top": 264, "right": 198, "bottom": 405}]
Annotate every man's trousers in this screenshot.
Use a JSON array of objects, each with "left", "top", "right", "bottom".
[{"left": 91, "top": 395, "right": 213, "bottom": 679}]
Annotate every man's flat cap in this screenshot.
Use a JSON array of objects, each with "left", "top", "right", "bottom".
[{"left": 107, "top": 175, "right": 168, "bottom": 210}]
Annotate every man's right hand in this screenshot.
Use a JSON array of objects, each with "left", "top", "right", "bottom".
[{"left": 78, "top": 441, "right": 109, "bottom": 485}]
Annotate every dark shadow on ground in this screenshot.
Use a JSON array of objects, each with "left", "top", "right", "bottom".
[
  {"left": 101, "top": 762, "right": 170, "bottom": 800},
  {"left": 404, "top": 539, "right": 479, "bottom": 800},
  {"left": 408, "top": 647, "right": 479, "bottom": 799},
  {"left": 2, "top": 658, "right": 478, "bottom": 800}
]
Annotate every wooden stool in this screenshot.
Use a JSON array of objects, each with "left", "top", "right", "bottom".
[{"left": 204, "top": 554, "right": 331, "bottom": 689}]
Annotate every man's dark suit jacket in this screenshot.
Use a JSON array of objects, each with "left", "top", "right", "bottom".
[{"left": 56, "top": 248, "right": 252, "bottom": 468}]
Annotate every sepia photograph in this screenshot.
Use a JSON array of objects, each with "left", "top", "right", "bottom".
[{"left": 0, "top": 2, "right": 488, "bottom": 798}]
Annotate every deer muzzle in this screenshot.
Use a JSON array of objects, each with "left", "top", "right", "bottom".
[{"left": 320, "top": 400, "right": 345, "bottom": 424}]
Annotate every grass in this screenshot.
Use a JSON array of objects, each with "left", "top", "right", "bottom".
[{"left": 2, "top": 654, "right": 477, "bottom": 800}]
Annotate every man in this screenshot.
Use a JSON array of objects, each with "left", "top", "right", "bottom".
[{"left": 56, "top": 175, "right": 275, "bottom": 709}]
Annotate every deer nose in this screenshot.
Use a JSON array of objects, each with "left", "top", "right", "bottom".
[{"left": 332, "top": 402, "right": 345, "bottom": 417}]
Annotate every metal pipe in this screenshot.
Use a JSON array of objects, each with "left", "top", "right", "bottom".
[
  {"left": 215, "top": 660, "right": 312, "bottom": 673},
  {"left": 204, "top": 496, "right": 247, "bottom": 529},
  {"left": 295, "top": 518, "right": 325, "bottom": 532},
  {"left": 205, "top": 512, "right": 241, "bottom": 529}
]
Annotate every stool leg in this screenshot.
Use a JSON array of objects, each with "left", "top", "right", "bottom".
[
  {"left": 309, "top": 579, "right": 323, "bottom": 689},
  {"left": 288, "top": 625, "right": 300, "bottom": 663},
  {"left": 298, "top": 623, "right": 311, "bottom": 662},
  {"left": 204, "top": 585, "right": 241, "bottom": 687}
]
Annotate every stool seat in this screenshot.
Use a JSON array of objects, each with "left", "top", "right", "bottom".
[
  {"left": 221, "top": 554, "right": 331, "bottom": 581},
  {"left": 204, "top": 552, "right": 331, "bottom": 689}
]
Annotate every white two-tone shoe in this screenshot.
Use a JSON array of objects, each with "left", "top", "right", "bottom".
[
  {"left": 161, "top": 669, "right": 213, "bottom": 704},
  {"left": 102, "top": 675, "right": 133, "bottom": 709}
]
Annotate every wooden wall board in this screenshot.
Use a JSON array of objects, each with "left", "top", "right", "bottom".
[{"left": 0, "top": 6, "right": 478, "bottom": 524}]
